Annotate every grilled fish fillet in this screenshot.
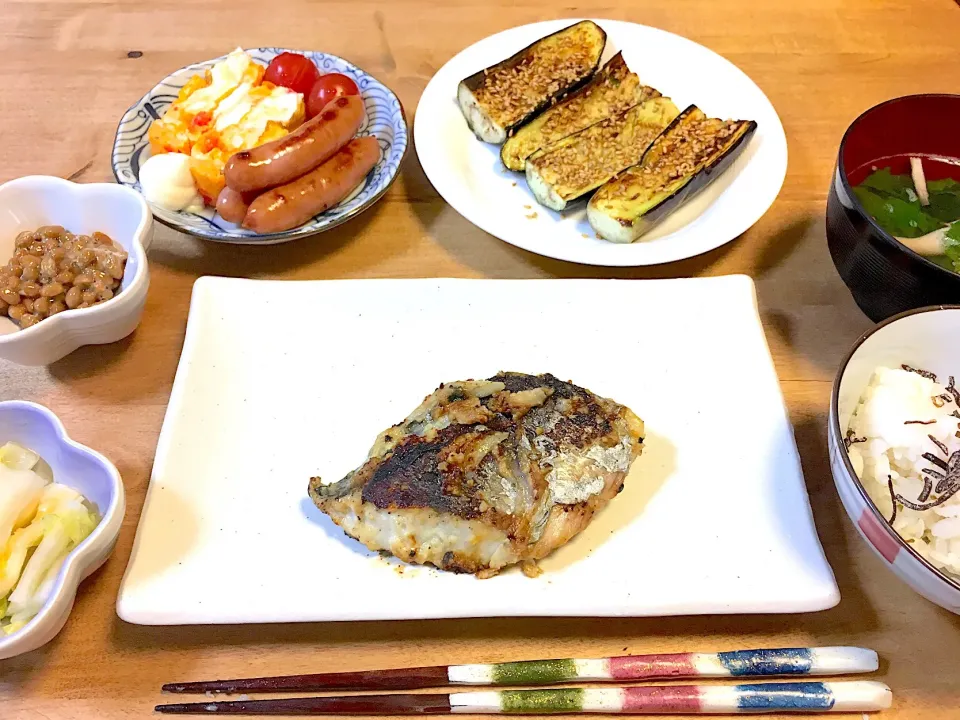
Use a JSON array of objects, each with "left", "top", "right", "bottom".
[{"left": 308, "top": 372, "right": 644, "bottom": 577}]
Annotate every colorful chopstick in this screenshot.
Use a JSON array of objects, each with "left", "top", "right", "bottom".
[
  {"left": 155, "top": 681, "right": 893, "bottom": 715},
  {"left": 161, "top": 647, "right": 878, "bottom": 694}
]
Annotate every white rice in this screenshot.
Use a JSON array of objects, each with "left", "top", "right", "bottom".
[{"left": 846, "top": 366, "right": 960, "bottom": 579}]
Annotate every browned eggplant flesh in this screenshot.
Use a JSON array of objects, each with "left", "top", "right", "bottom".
[
  {"left": 457, "top": 20, "right": 606, "bottom": 144},
  {"left": 587, "top": 105, "right": 757, "bottom": 243}
]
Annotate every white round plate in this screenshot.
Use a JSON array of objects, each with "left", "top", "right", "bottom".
[
  {"left": 415, "top": 19, "right": 788, "bottom": 266},
  {"left": 113, "top": 48, "right": 407, "bottom": 245}
]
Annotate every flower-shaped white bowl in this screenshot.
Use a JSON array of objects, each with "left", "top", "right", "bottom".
[
  {"left": 829, "top": 305, "right": 960, "bottom": 614},
  {"left": 0, "top": 176, "right": 153, "bottom": 366},
  {"left": 0, "top": 401, "right": 124, "bottom": 659}
]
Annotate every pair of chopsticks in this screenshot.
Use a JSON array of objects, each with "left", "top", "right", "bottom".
[{"left": 156, "top": 646, "right": 892, "bottom": 715}]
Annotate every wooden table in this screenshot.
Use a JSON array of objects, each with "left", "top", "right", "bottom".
[{"left": 3, "top": 1, "right": 960, "bottom": 717}]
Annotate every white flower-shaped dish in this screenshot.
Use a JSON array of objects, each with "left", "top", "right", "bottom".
[
  {"left": 111, "top": 48, "right": 408, "bottom": 244},
  {"left": 0, "top": 176, "right": 153, "bottom": 366},
  {"left": 0, "top": 401, "right": 124, "bottom": 659}
]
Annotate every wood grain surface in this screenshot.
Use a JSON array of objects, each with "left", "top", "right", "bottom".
[{"left": 2, "top": 1, "right": 960, "bottom": 718}]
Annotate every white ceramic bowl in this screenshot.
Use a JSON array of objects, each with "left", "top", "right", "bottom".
[
  {"left": 829, "top": 306, "right": 960, "bottom": 614},
  {"left": 0, "top": 401, "right": 124, "bottom": 659},
  {"left": 0, "top": 176, "right": 153, "bottom": 366}
]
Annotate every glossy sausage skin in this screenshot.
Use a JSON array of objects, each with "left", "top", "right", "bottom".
[
  {"left": 242, "top": 136, "right": 380, "bottom": 234},
  {"left": 216, "top": 186, "right": 256, "bottom": 224},
  {"left": 224, "top": 95, "right": 365, "bottom": 194}
]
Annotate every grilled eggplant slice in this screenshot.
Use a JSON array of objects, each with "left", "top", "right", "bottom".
[
  {"left": 588, "top": 105, "right": 757, "bottom": 243},
  {"left": 457, "top": 20, "right": 606, "bottom": 145},
  {"left": 500, "top": 53, "right": 659, "bottom": 171},
  {"left": 525, "top": 97, "right": 679, "bottom": 211}
]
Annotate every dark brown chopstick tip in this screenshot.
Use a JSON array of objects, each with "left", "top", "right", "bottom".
[
  {"left": 159, "top": 666, "right": 451, "bottom": 695},
  {"left": 156, "top": 703, "right": 201, "bottom": 714},
  {"left": 156, "top": 700, "right": 260, "bottom": 714},
  {"left": 161, "top": 683, "right": 245, "bottom": 695},
  {"left": 155, "top": 693, "right": 453, "bottom": 715}
]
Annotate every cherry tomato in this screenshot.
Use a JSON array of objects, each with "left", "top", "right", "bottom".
[
  {"left": 306, "top": 73, "right": 361, "bottom": 118},
  {"left": 263, "top": 53, "right": 320, "bottom": 96}
]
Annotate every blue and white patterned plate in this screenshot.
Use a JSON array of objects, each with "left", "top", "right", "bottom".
[{"left": 112, "top": 48, "right": 407, "bottom": 245}]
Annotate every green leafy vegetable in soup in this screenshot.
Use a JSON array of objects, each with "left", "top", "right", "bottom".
[
  {"left": 854, "top": 161, "right": 960, "bottom": 272},
  {"left": 944, "top": 222, "right": 960, "bottom": 271},
  {"left": 852, "top": 184, "right": 943, "bottom": 238}
]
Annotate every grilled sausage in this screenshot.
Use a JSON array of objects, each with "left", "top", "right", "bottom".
[
  {"left": 224, "top": 95, "right": 365, "bottom": 194},
  {"left": 241, "top": 136, "right": 380, "bottom": 234},
  {"left": 216, "top": 186, "right": 256, "bottom": 224}
]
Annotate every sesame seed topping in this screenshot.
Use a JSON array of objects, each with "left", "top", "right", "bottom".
[
  {"left": 528, "top": 100, "right": 676, "bottom": 200},
  {"left": 593, "top": 110, "right": 751, "bottom": 204},
  {"left": 473, "top": 26, "right": 600, "bottom": 128}
]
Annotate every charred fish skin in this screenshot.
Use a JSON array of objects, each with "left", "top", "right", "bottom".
[{"left": 308, "top": 372, "right": 644, "bottom": 577}]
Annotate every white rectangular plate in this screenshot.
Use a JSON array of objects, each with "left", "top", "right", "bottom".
[{"left": 118, "top": 276, "right": 838, "bottom": 624}]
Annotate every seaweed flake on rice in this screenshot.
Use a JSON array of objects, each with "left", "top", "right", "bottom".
[{"left": 846, "top": 365, "right": 960, "bottom": 580}]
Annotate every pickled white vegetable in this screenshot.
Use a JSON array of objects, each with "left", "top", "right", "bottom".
[
  {"left": 0, "top": 442, "right": 98, "bottom": 635},
  {"left": 0, "top": 442, "right": 39, "bottom": 472},
  {"left": 0, "top": 467, "right": 47, "bottom": 550}
]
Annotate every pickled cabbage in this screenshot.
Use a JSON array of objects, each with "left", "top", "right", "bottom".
[{"left": 0, "top": 442, "right": 98, "bottom": 635}]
